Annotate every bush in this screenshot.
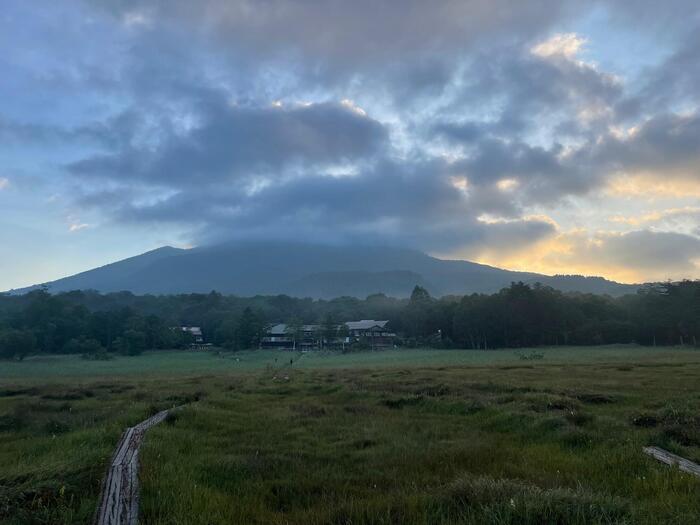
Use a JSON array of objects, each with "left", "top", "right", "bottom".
[{"left": 344, "top": 341, "right": 370, "bottom": 353}]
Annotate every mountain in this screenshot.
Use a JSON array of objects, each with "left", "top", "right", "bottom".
[{"left": 6, "top": 241, "right": 638, "bottom": 298}]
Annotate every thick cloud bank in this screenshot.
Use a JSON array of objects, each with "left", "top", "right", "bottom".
[{"left": 2, "top": 0, "right": 700, "bottom": 286}]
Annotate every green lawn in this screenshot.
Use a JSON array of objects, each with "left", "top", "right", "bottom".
[{"left": 1, "top": 346, "right": 699, "bottom": 524}]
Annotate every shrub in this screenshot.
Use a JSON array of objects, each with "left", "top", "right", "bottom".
[{"left": 81, "top": 348, "right": 113, "bottom": 361}]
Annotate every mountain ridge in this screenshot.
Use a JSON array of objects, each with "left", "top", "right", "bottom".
[{"left": 6, "top": 241, "right": 639, "bottom": 298}]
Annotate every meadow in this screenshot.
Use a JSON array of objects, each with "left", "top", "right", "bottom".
[
  {"left": 1, "top": 346, "right": 699, "bottom": 524},
  {"left": 2, "top": 345, "right": 698, "bottom": 380}
]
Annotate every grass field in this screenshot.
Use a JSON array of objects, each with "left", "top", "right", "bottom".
[
  {"left": 2, "top": 345, "right": 698, "bottom": 380},
  {"left": 1, "top": 346, "right": 700, "bottom": 523}
]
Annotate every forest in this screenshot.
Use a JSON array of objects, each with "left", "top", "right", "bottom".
[{"left": 0, "top": 280, "right": 698, "bottom": 359}]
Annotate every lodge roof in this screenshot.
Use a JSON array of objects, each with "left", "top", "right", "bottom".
[
  {"left": 266, "top": 320, "right": 390, "bottom": 335},
  {"left": 345, "top": 320, "right": 389, "bottom": 330},
  {"left": 267, "top": 323, "right": 320, "bottom": 335},
  {"left": 181, "top": 326, "right": 202, "bottom": 336}
]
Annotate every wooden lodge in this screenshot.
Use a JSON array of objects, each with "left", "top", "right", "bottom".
[{"left": 260, "top": 320, "right": 396, "bottom": 350}]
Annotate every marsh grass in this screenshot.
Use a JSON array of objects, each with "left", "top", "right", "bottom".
[
  {"left": 139, "top": 357, "right": 699, "bottom": 524},
  {"left": 0, "top": 380, "right": 204, "bottom": 524},
  {"left": 0, "top": 346, "right": 699, "bottom": 523}
]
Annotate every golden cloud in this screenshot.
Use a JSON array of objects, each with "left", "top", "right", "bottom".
[
  {"left": 472, "top": 229, "right": 700, "bottom": 283},
  {"left": 605, "top": 174, "right": 700, "bottom": 199},
  {"left": 608, "top": 206, "right": 700, "bottom": 226}
]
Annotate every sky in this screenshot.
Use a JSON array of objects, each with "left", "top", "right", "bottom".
[{"left": 1, "top": 0, "right": 700, "bottom": 290}]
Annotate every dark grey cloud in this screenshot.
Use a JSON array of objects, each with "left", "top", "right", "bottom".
[
  {"left": 458, "top": 139, "right": 566, "bottom": 185},
  {"left": 437, "top": 138, "right": 594, "bottom": 211},
  {"left": 109, "top": 158, "right": 470, "bottom": 241},
  {"left": 82, "top": 155, "right": 555, "bottom": 253},
  {"left": 645, "top": 30, "right": 700, "bottom": 107},
  {"left": 68, "top": 99, "right": 388, "bottom": 185},
  {"left": 89, "top": 0, "right": 577, "bottom": 65},
  {"left": 433, "top": 43, "right": 623, "bottom": 144},
  {"left": 432, "top": 121, "right": 484, "bottom": 144},
  {"left": 592, "top": 112, "right": 700, "bottom": 178},
  {"left": 593, "top": 230, "right": 700, "bottom": 274}
]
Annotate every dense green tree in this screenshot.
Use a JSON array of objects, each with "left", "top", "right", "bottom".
[
  {"left": 1, "top": 280, "right": 698, "bottom": 357},
  {"left": 63, "top": 336, "right": 105, "bottom": 355},
  {"left": 285, "top": 317, "right": 304, "bottom": 350},
  {"left": 214, "top": 318, "right": 239, "bottom": 349},
  {"left": 0, "top": 329, "right": 36, "bottom": 360},
  {"left": 337, "top": 322, "right": 350, "bottom": 349},
  {"left": 115, "top": 329, "right": 147, "bottom": 355},
  {"left": 236, "top": 307, "right": 263, "bottom": 349},
  {"left": 320, "top": 313, "right": 338, "bottom": 348}
]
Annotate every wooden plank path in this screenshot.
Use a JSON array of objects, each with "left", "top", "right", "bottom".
[
  {"left": 643, "top": 446, "right": 700, "bottom": 478},
  {"left": 94, "top": 408, "right": 176, "bottom": 525}
]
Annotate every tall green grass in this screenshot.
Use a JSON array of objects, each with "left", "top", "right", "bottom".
[
  {"left": 1, "top": 347, "right": 699, "bottom": 523},
  {"left": 138, "top": 362, "right": 700, "bottom": 524}
]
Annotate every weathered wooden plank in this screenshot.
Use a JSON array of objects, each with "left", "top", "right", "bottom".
[
  {"left": 643, "top": 446, "right": 700, "bottom": 478},
  {"left": 113, "top": 428, "right": 135, "bottom": 467},
  {"left": 94, "top": 407, "right": 180, "bottom": 525},
  {"left": 127, "top": 450, "right": 140, "bottom": 525},
  {"left": 134, "top": 409, "right": 169, "bottom": 432},
  {"left": 103, "top": 464, "right": 122, "bottom": 524}
]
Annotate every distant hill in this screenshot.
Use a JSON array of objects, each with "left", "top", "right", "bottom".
[{"left": 7, "top": 241, "right": 638, "bottom": 298}]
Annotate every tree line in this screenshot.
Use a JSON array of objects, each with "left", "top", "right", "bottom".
[{"left": 0, "top": 280, "right": 698, "bottom": 359}]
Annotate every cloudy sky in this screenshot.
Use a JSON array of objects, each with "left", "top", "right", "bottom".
[{"left": 2, "top": 1, "right": 700, "bottom": 289}]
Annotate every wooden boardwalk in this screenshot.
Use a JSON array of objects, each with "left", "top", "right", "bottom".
[
  {"left": 94, "top": 409, "right": 174, "bottom": 525},
  {"left": 643, "top": 446, "right": 700, "bottom": 478}
]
